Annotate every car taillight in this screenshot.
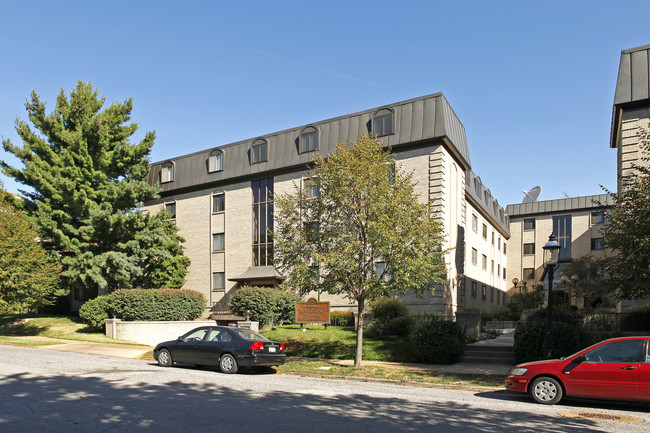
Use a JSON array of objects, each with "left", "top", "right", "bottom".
[
  {"left": 280, "top": 343, "right": 285, "bottom": 351},
  {"left": 249, "top": 342, "right": 264, "bottom": 350}
]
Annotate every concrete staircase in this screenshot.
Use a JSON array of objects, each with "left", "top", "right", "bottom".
[{"left": 461, "top": 329, "right": 515, "bottom": 365}]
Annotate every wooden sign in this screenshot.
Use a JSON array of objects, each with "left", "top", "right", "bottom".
[{"left": 295, "top": 298, "right": 330, "bottom": 324}]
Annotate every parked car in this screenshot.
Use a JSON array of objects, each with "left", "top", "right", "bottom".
[
  {"left": 153, "top": 326, "right": 286, "bottom": 374},
  {"left": 505, "top": 336, "right": 650, "bottom": 404}
]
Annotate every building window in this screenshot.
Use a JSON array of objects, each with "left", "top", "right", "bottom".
[
  {"left": 491, "top": 287, "right": 494, "bottom": 303},
  {"left": 252, "top": 177, "right": 273, "bottom": 266},
  {"left": 503, "top": 267, "right": 507, "bottom": 279},
  {"left": 524, "top": 218, "right": 536, "bottom": 230},
  {"left": 482, "top": 224, "right": 488, "bottom": 239},
  {"left": 472, "top": 214, "right": 478, "bottom": 232},
  {"left": 212, "top": 272, "right": 225, "bottom": 291},
  {"left": 523, "top": 267, "right": 535, "bottom": 280},
  {"left": 300, "top": 127, "right": 319, "bottom": 153},
  {"left": 208, "top": 150, "right": 223, "bottom": 172},
  {"left": 491, "top": 231, "right": 495, "bottom": 245},
  {"left": 503, "top": 242, "right": 507, "bottom": 254},
  {"left": 471, "top": 281, "right": 477, "bottom": 299},
  {"left": 471, "top": 248, "right": 478, "bottom": 265},
  {"left": 212, "top": 193, "right": 225, "bottom": 213},
  {"left": 591, "top": 237, "right": 605, "bottom": 250},
  {"left": 164, "top": 202, "right": 176, "bottom": 219},
  {"left": 160, "top": 161, "right": 174, "bottom": 183},
  {"left": 497, "top": 291, "right": 501, "bottom": 305},
  {"left": 373, "top": 108, "right": 394, "bottom": 137},
  {"left": 481, "top": 285, "right": 487, "bottom": 300},
  {"left": 375, "top": 261, "right": 392, "bottom": 282},
  {"left": 491, "top": 260, "right": 495, "bottom": 274},
  {"left": 304, "top": 178, "right": 320, "bottom": 198},
  {"left": 498, "top": 264, "right": 501, "bottom": 276},
  {"left": 523, "top": 243, "right": 535, "bottom": 255},
  {"left": 212, "top": 233, "right": 225, "bottom": 251},
  {"left": 591, "top": 211, "right": 605, "bottom": 225},
  {"left": 482, "top": 254, "right": 487, "bottom": 270},
  {"left": 251, "top": 139, "right": 268, "bottom": 164},
  {"left": 498, "top": 237, "right": 501, "bottom": 249},
  {"left": 553, "top": 215, "right": 572, "bottom": 261}
]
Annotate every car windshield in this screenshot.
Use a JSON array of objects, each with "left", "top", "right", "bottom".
[{"left": 233, "top": 329, "right": 271, "bottom": 341}]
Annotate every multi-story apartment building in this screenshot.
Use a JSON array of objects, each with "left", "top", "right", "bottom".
[
  {"left": 610, "top": 43, "right": 650, "bottom": 192},
  {"left": 505, "top": 195, "right": 614, "bottom": 306},
  {"left": 144, "top": 93, "right": 509, "bottom": 319}
]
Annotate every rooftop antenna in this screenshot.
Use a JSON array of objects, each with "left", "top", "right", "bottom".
[{"left": 522, "top": 186, "right": 542, "bottom": 203}]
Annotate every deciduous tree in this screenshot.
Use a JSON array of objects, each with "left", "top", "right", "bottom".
[
  {"left": 0, "top": 184, "right": 60, "bottom": 312},
  {"left": 274, "top": 134, "right": 446, "bottom": 367},
  {"left": 601, "top": 125, "right": 650, "bottom": 300}
]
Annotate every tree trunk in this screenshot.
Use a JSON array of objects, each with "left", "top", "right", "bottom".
[{"left": 354, "top": 297, "right": 365, "bottom": 367}]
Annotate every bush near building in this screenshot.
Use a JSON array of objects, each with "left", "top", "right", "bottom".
[
  {"left": 79, "top": 288, "right": 205, "bottom": 329},
  {"left": 228, "top": 286, "right": 302, "bottom": 328},
  {"left": 329, "top": 311, "right": 355, "bottom": 327},
  {"left": 513, "top": 307, "right": 588, "bottom": 363},
  {"left": 409, "top": 314, "right": 465, "bottom": 364}
]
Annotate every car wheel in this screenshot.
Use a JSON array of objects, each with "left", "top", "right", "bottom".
[
  {"left": 157, "top": 349, "right": 173, "bottom": 367},
  {"left": 530, "top": 376, "right": 563, "bottom": 405},
  {"left": 219, "top": 354, "right": 238, "bottom": 374}
]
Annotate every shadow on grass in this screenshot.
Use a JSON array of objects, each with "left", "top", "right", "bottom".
[{"left": 0, "top": 321, "right": 47, "bottom": 336}]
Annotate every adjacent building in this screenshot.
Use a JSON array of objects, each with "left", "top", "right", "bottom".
[
  {"left": 610, "top": 43, "right": 650, "bottom": 191},
  {"left": 505, "top": 195, "right": 614, "bottom": 307},
  {"left": 144, "top": 93, "right": 510, "bottom": 319}
]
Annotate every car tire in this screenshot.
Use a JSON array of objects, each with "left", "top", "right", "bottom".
[
  {"left": 219, "top": 353, "right": 238, "bottom": 374},
  {"left": 530, "top": 376, "right": 563, "bottom": 405},
  {"left": 157, "top": 349, "right": 173, "bottom": 367}
]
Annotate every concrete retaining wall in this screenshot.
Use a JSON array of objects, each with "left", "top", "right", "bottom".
[{"left": 105, "top": 319, "right": 216, "bottom": 346}]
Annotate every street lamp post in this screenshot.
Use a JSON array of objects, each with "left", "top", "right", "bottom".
[
  {"left": 512, "top": 277, "right": 520, "bottom": 294},
  {"left": 542, "top": 233, "right": 561, "bottom": 359}
]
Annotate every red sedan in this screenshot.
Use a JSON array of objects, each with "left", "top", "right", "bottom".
[{"left": 505, "top": 336, "right": 650, "bottom": 404}]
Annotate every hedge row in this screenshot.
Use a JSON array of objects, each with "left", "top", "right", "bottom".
[{"left": 79, "top": 288, "right": 206, "bottom": 329}]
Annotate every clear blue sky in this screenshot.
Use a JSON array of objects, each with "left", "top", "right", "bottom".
[{"left": 1, "top": 0, "right": 649, "bottom": 206}]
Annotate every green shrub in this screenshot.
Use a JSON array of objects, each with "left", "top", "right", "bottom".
[
  {"left": 369, "top": 297, "right": 409, "bottom": 337},
  {"left": 229, "top": 286, "right": 302, "bottom": 328},
  {"left": 409, "top": 315, "right": 464, "bottom": 364},
  {"left": 621, "top": 305, "right": 650, "bottom": 331},
  {"left": 514, "top": 307, "right": 587, "bottom": 363},
  {"left": 78, "top": 289, "right": 206, "bottom": 328},
  {"left": 386, "top": 315, "right": 414, "bottom": 337},
  {"left": 79, "top": 295, "right": 114, "bottom": 329},
  {"left": 330, "top": 311, "right": 355, "bottom": 327}
]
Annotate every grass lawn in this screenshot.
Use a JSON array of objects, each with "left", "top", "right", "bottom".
[
  {"left": 0, "top": 314, "right": 139, "bottom": 345},
  {"left": 265, "top": 324, "right": 417, "bottom": 362},
  {"left": 275, "top": 360, "right": 503, "bottom": 388}
]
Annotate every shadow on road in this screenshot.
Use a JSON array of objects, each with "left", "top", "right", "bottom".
[{"left": 0, "top": 370, "right": 620, "bottom": 432}]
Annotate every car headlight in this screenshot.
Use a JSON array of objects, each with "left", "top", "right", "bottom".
[{"left": 508, "top": 367, "right": 528, "bottom": 376}]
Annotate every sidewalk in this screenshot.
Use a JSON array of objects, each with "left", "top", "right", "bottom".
[{"left": 4, "top": 336, "right": 153, "bottom": 359}]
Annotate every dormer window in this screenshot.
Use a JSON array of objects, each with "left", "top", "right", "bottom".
[
  {"left": 208, "top": 149, "right": 223, "bottom": 172},
  {"left": 299, "top": 126, "right": 319, "bottom": 153},
  {"left": 160, "top": 161, "right": 174, "bottom": 183},
  {"left": 251, "top": 139, "right": 268, "bottom": 164},
  {"left": 372, "top": 107, "right": 395, "bottom": 137}
]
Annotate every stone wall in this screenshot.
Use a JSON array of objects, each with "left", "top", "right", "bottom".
[{"left": 105, "top": 319, "right": 216, "bottom": 346}]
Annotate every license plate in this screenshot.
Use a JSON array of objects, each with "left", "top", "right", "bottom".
[{"left": 268, "top": 347, "right": 276, "bottom": 353}]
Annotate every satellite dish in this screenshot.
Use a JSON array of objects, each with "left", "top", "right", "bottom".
[{"left": 522, "top": 186, "right": 542, "bottom": 203}]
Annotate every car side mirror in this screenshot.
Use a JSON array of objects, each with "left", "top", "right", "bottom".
[
  {"left": 177, "top": 336, "right": 184, "bottom": 342},
  {"left": 578, "top": 354, "right": 587, "bottom": 363}
]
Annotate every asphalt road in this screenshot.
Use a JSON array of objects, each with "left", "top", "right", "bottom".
[{"left": 1, "top": 345, "right": 649, "bottom": 433}]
